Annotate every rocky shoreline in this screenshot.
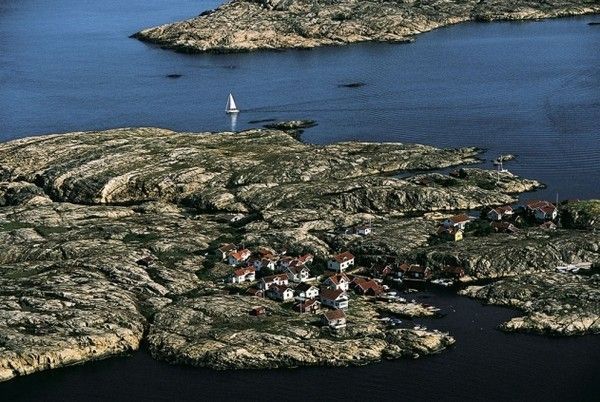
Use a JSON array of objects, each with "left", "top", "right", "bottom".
[
  {"left": 132, "top": 0, "right": 600, "bottom": 53},
  {"left": 0, "top": 127, "right": 597, "bottom": 381},
  {"left": 460, "top": 272, "right": 600, "bottom": 335}
]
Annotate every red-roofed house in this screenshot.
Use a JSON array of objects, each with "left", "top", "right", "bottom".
[
  {"left": 534, "top": 205, "right": 558, "bottom": 221},
  {"left": 404, "top": 265, "right": 431, "bottom": 282},
  {"left": 266, "top": 284, "right": 295, "bottom": 302},
  {"left": 230, "top": 267, "right": 256, "bottom": 284},
  {"left": 295, "top": 283, "right": 320, "bottom": 299},
  {"left": 442, "top": 214, "right": 472, "bottom": 230},
  {"left": 327, "top": 252, "right": 355, "bottom": 272},
  {"left": 491, "top": 221, "right": 518, "bottom": 234},
  {"left": 372, "top": 265, "right": 393, "bottom": 279},
  {"left": 215, "top": 243, "right": 237, "bottom": 261},
  {"left": 320, "top": 288, "right": 349, "bottom": 309},
  {"left": 437, "top": 226, "right": 464, "bottom": 241},
  {"left": 321, "top": 309, "right": 347, "bottom": 330},
  {"left": 253, "top": 255, "right": 278, "bottom": 272},
  {"left": 294, "top": 299, "right": 321, "bottom": 314},
  {"left": 487, "top": 205, "right": 514, "bottom": 221},
  {"left": 259, "top": 273, "right": 289, "bottom": 290},
  {"left": 286, "top": 265, "right": 311, "bottom": 283},
  {"left": 352, "top": 278, "right": 384, "bottom": 296},
  {"left": 323, "top": 273, "right": 351, "bottom": 291},
  {"left": 227, "top": 248, "right": 252, "bottom": 266}
]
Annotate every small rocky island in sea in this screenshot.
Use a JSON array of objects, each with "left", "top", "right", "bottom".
[
  {"left": 0, "top": 127, "right": 598, "bottom": 381},
  {"left": 132, "top": 0, "right": 600, "bottom": 53}
]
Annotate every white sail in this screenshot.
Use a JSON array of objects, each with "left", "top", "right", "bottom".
[{"left": 226, "top": 93, "right": 239, "bottom": 113}]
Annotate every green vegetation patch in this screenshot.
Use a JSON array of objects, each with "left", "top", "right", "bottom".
[{"left": 0, "top": 222, "right": 34, "bottom": 232}]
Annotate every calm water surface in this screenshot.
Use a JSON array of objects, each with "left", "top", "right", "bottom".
[
  {"left": 1, "top": 1, "right": 599, "bottom": 198},
  {"left": 0, "top": 1, "right": 599, "bottom": 400}
]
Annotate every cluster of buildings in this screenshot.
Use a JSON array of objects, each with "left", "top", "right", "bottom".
[
  {"left": 486, "top": 199, "right": 559, "bottom": 232},
  {"left": 371, "top": 262, "right": 466, "bottom": 286},
  {"left": 436, "top": 199, "right": 560, "bottom": 241},
  {"left": 215, "top": 246, "right": 392, "bottom": 330},
  {"left": 436, "top": 213, "right": 471, "bottom": 241},
  {"left": 215, "top": 244, "right": 315, "bottom": 285}
]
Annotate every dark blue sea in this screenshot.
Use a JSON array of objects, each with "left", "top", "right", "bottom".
[{"left": 0, "top": 1, "right": 599, "bottom": 400}]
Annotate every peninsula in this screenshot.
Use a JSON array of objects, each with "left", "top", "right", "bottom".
[
  {"left": 0, "top": 128, "right": 598, "bottom": 381},
  {"left": 132, "top": 0, "right": 600, "bottom": 53}
]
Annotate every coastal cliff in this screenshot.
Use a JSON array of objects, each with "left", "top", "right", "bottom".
[
  {"left": 0, "top": 128, "right": 597, "bottom": 381},
  {"left": 132, "top": 0, "right": 600, "bottom": 53}
]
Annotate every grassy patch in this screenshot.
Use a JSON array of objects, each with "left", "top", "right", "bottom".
[
  {"left": 34, "top": 226, "right": 70, "bottom": 237},
  {"left": 0, "top": 222, "right": 33, "bottom": 232},
  {"left": 123, "top": 232, "right": 161, "bottom": 243}
]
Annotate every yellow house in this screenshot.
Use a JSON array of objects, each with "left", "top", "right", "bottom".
[{"left": 437, "top": 226, "right": 464, "bottom": 242}]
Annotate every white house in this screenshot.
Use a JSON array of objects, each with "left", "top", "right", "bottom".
[
  {"left": 320, "top": 288, "right": 349, "bottom": 310},
  {"left": 266, "top": 284, "right": 295, "bottom": 302},
  {"left": 253, "top": 256, "right": 278, "bottom": 272},
  {"left": 227, "top": 249, "right": 251, "bottom": 266},
  {"left": 286, "top": 265, "right": 311, "bottom": 283},
  {"left": 215, "top": 243, "right": 237, "bottom": 261},
  {"left": 487, "top": 205, "right": 514, "bottom": 221},
  {"left": 230, "top": 267, "right": 256, "bottom": 284},
  {"left": 323, "top": 273, "right": 351, "bottom": 291},
  {"left": 297, "top": 254, "right": 314, "bottom": 265},
  {"left": 295, "top": 283, "right": 320, "bottom": 299},
  {"left": 259, "top": 273, "right": 289, "bottom": 290},
  {"left": 295, "top": 299, "right": 321, "bottom": 314},
  {"left": 355, "top": 225, "right": 372, "bottom": 236},
  {"left": 321, "top": 309, "right": 347, "bottom": 330},
  {"left": 442, "top": 214, "right": 471, "bottom": 230},
  {"left": 327, "top": 252, "right": 355, "bottom": 272},
  {"left": 534, "top": 205, "right": 558, "bottom": 221}
]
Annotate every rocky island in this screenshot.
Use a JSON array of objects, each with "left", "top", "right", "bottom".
[
  {"left": 132, "top": 0, "right": 600, "bottom": 53},
  {"left": 0, "top": 127, "right": 598, "bottom": 381}
]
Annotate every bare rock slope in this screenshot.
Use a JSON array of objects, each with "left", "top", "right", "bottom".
[
  {"left": 133, "top": 0, "right": 600, "bottom": 53},
  {"left": 0, "top": 127, "right": 596, "bottom": 381}
]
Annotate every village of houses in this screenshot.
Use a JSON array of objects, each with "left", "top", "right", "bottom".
[{"left": 210, "top": 199, "right": 566, "bottom": 332}]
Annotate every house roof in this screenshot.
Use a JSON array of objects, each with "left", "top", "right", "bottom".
[
  {"left": 295, "top": 283, "right": 317, "bottom": 292},
  {"left": 325, "top": 273, "right": 350, "bottom": 285},
  {"left": 229, "top": 248, "right": 251, "bottom": 261},
  {"left": 269, "top": 284, "right": 292, "bottom": 293},
  {"left": 525, "top": 200, "right": 555, "bottom": 210},
  {"left": 262, "top": 273, "right": 288, "bottom": 283},
  {"left": 218, "top": 243, "right": 237, "bottom": 253},
  {"left": 374, "top": 265, "right": 392, "bottom": 273},
  {"left": 332, "top": 251, "right": 355, "bottom": 263},
  {"left": 233, "top": 267, "right": 255, "bottom": 277},
  {"left": 323, "top": 309, "right": 346, "bottom": 321},
  {"left": 353, "top": 278, "right": 382, "bottom": 293},
  {"left": 320, "top": 288, "right": 346, "bottom": 300},
  {"left": 298, "top": 254, "right": 314, "bottom": 263},
  {"left": 537, "top": 205, "right": 557, "bottom": 214},
  {"left": 490, "top": 205, "right": 513, "bottom": 214},
  {"left": 296, "top": 299, "right": 320, "bottom": 309},
  {"left": 447, "top": 214, "right": 470, "bottom": 224},
  {"left": 288, "top": 265, "right": 309, "bottom": 274},
  {"left": 397, "top": 263, "right": 411, "bottom": 272},
  {"left": 245, "top": 287, "right": 263, "bottom": 295},
  {"left": 438, "top": 226, "right": 462, "bottom": 235}
]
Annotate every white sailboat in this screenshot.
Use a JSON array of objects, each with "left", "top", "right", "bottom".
[{"left": 225, "top": 93, "right": 239, "bottom": 114}]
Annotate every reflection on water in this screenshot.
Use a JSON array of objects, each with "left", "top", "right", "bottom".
[{"left": 229, "top": 112, "right": 238, "bottom": 131}]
